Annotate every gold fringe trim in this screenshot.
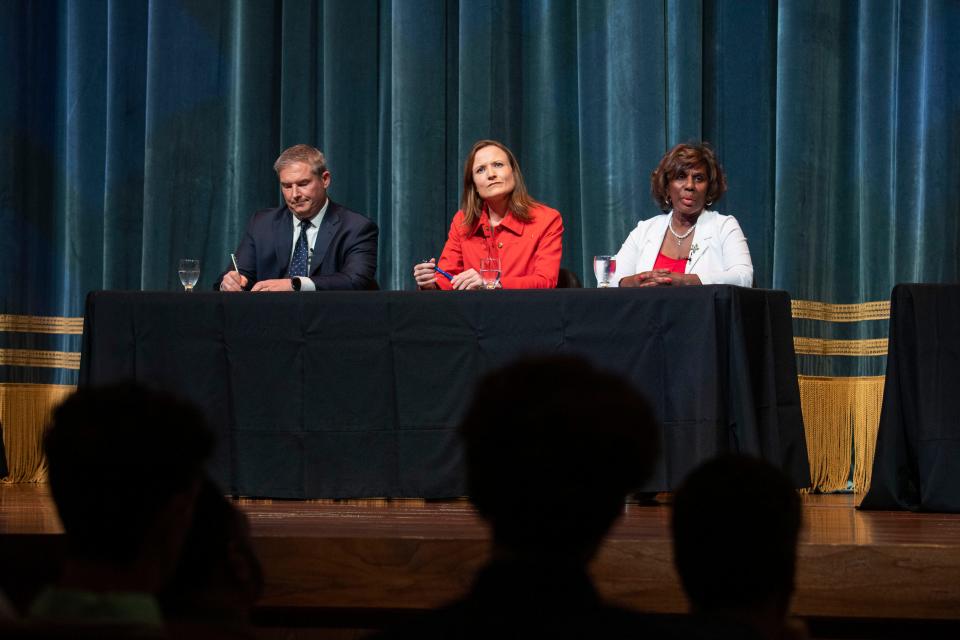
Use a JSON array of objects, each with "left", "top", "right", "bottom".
[
  {"left": 791, "top": 300, "right": 890, "bottom": 322},
  {"left": 0, "top": 349, "right": 81, "bottom": 370},
  {"left": 0, "top": 383, "right": 76, "bottom": 482},
  {"left": 798, "top": 375, "right": 884, "bottom": 493},
  {"left": 793, "top": 337, "right": 888, "bottom": 357},
  {"left": 237, "top": 497, "right": 435, "bottom": 507},
  {"left": 0, "top": 314, "right": 84, "bottom": 334}
]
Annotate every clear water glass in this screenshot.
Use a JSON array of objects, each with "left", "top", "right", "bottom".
[
  {"left": 479, "top": 256, "right": 501, "bottom": 290},
  {"left": 178, "top": 259, "right": 200, "bottom": 292},
  {"left": 593, "top": 255, "right": 616, "bottom": 288}
]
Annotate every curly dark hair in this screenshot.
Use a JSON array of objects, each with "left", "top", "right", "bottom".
[{"left": 651, "top": 143, "right": 727, "bottom": 212}]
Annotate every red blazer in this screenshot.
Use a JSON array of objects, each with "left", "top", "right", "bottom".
[{"left": 436, "top": 203, "right": 563, "bottom": 289}]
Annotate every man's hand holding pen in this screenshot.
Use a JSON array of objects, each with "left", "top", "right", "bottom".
[
  {"left": 220, "top": 270, "right": 248, "bottom": 291},
  {"left": 220, "top": 252, "right": 249, "bottom": 291}
]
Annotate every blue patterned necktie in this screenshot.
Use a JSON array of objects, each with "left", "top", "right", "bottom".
[{"left": 290, "top": 220, "right": 311, "bottom": 277}]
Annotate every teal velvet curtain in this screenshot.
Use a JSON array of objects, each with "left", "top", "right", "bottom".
[{"left": 2, "top": 0, "right": 959, "bottom": 389}]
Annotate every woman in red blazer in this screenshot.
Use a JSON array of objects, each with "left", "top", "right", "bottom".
[{"left": 413, "top": 140, "right": 564, "bottom": 290}]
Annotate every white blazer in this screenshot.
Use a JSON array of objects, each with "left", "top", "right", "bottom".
[{"left": 612, "top": 210, "right": 753, "bottom": 287}]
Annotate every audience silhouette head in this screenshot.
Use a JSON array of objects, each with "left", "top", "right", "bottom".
[
  {"left": 159, "top": 476, "right": 263, "bottom": 628},
  {"left": 460, "top": 355, "right": 659, "bottom": 560},
  {"left": 672, "top": 454, "right": 801, "bottom": 632},
  {"left": 363, "top": 356, "right": 673, "bottom": 639},
  {"left": 44, "top": 383, "right": 214, "bottom": 588}
]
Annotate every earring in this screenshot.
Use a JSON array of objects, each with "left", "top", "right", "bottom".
[{"left": 706, "top": 201, "right": 713, "bottom": 206}]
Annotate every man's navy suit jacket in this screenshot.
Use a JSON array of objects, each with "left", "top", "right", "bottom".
[{"left": 216, "top": 201, "right": 379, "bottom": 290}]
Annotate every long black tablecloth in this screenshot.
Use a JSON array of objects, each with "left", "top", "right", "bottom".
[
  {"left": 861, "top": 284, "right": 960, "bottom": 512},
  {"left": 79, "top": 287, "right": 809, "bottom": 498}
]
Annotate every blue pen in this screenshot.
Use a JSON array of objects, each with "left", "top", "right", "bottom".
[{"left": 434, "top": 265, "right": 454, "bottom": 281}]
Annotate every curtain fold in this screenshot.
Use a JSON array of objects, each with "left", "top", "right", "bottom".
[
  {"left": 5, "top": 0, "right": 954, "bottom": 310},
  {"left": 2, "top": 0, "right": 958, "bottom": 486}
]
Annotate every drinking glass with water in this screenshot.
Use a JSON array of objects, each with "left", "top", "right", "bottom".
[
  {"left": 480, "top": 256, "right": 501, "bottom": 290},
  {"left": 178, "top": 259, "right": 200, "bottom": 292},
  {"left": 593, "top": 255, "right": 616, "bottom": 288}
]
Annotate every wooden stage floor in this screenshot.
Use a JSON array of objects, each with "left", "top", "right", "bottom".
[{"left": 2, "top": 484, "right": 960, "bottom": 635}]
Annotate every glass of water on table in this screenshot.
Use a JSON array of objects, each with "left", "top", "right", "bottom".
[
  {"left": 178, "top": 259, "right": 200, "bottom": 292},
  {"left": 479, "top": 256, "right": 501, "bottom": 290},
  {"left": 593, "top": 255, "right": 616, "bottom": 288}
]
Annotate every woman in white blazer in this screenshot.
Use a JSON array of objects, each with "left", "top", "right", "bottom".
[{"left": 613, "top": 143, "right": 753, "bottom": 288}]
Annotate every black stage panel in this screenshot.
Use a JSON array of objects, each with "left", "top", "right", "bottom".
[
  {"left": 80, "top": 287, "right": 808, "bottom": 498},
  {"left": 862, "top": 284, "right": 960, "bottom": 512}
]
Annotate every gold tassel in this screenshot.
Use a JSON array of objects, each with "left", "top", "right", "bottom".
[
  {"left": 798, "top": 376, "right": 885, "bottom": 493},
  {"left": 0, "top": 383, "right": 76, "bottom": 483},
  {"left": 851, "top": 379, "right": 884, "bottom": 494},
  {"left": 0, "top": 376, "right": 887, "bottom": 495}
]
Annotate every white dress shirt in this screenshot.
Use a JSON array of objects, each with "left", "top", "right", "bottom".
[{"left": 290, "top": 198, "right": 330, "bottom": 292}]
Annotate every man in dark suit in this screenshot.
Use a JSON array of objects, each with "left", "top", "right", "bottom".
[{"left": 216, "top": 144, "right": 378, "bottom": 291}]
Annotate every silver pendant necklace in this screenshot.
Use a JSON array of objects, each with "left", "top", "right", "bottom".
[{"left": 668, "top": 219, "right": 696, "bottom": 248}]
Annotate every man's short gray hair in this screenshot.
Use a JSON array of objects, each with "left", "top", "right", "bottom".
[{"left": 274, "top": 144, "right": 327, "bottom": 176}]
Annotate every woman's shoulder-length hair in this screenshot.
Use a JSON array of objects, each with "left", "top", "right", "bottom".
[
  {"left": 651, "top": 142, "right": 728, "bottom": 212},
  {"left": 459, "top": 139, "right": 538, "bottom": 228}
]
